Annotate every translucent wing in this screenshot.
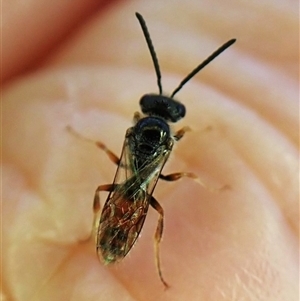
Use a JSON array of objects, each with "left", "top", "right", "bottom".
[{"left": 96, "top": 128, "right": 173, "bottom": 264}]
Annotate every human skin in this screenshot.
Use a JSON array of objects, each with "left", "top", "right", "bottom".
[{"left": 2, "top": 0, "right": 299, "bottom": 301}]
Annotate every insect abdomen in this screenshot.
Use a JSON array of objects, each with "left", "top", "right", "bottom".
[{"left": 97, "top": 196, "right": 148, "bottom": 264}]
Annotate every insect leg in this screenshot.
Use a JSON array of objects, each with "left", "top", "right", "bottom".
[
  {"left": 133, "top": 111, "right": 143, "bottom": 123},
  {"left": 66, "top": 126, "right": 120, "bottom": 165},
  {"left": 92, "top": 183, "right": 117, "bottom": 226},
  {"left": 173, "top": 126, "right": 191, "bottom": 141},
  {"left": 79, "top": 184, "right": 116, "bottom": 242},
  {"left": 169, "top": 127, "right": 230, "bottom": 191},
  {"left": 95, "top": 142, "right": 120, "bottom": 165},
  {"left": 93, "top": 184, "right": 115, "bottom": 213},
  {"left": 83, "top": 184, "right": 116, "bottom": 242},
  {"left": 160, "top": 172, "right": 229, "bottom": 192},
  {"left": 159, "top": 172, "right": 197, "bottom": 182},
  {"left": 150, "top": 196, "right": 170, "bottom": 289}
]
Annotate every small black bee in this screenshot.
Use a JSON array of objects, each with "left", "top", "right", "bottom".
[{"left": 72, "top": 12, "right": 235, "bottom": 288}]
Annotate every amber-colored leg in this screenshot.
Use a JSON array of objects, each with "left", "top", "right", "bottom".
[
  {"left": 84, "top": 183, "right": 116, "bottom": 242},
  {"left": 133, "top": 111, "right": 142, "bottom": 123},
  {"left": 160, "top": 172, "right": 229, "bottom": 192},
  {"left": 150, "top": 196, "right": 170, "bottom": 289},
  {"left": 173, "top": 126, "right": 191, "bottom": 141},
  {"left": 171, "top": 126, "right": 229, "bottom": 190},
  {"left": 93, "top": 184, "right": 115, "bottom": 213},
  {"left": 159, "top": 172, "right": 197, "bottom": 182},
  {"left": 66, "top": 125, "right": 120, "bottom": 165},
  {"left": 95, "top": 142, "right": 120, "bottom": 165},
  {"left": 67, "top": 126, "right": 121, "bottom": 238}
]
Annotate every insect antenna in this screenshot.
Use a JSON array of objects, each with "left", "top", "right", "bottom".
[
  {"left": 136, "top": 12, "right": 163, "bottom": 95},
  {"left": 171, "top": 38, "right": 236, "bottom": 98}
]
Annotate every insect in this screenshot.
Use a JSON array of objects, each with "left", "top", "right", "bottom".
[{"left": 73, "top": 13, "right": 235, "bottom": 288}]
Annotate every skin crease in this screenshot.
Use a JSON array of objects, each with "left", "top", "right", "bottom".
[{"left": 2, "top": 0, "right": 299, "bottom": 300}]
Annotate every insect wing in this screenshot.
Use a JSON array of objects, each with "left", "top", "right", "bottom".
[{"left": 96, "top": 130, "right": 173, "bottom": 264}]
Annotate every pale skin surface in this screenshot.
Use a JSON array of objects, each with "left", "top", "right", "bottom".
[{"left": 2, "top": 0, "right": 299, "bottom": 300}]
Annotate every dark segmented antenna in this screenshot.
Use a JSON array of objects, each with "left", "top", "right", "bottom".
[
  {"left": 136, "top": 12, "right": 163, "bottom": 95},
  {"left": 171, "top": 38, "right": 236, "bottom": 98}
]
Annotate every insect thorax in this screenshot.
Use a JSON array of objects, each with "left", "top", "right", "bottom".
[{"left": 127, "top": 116, "right": 172, "bottom": 170}]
